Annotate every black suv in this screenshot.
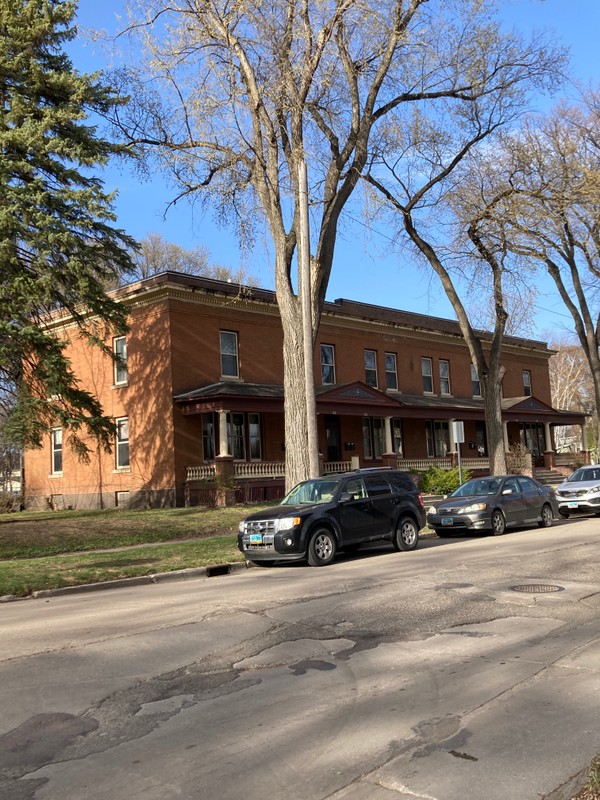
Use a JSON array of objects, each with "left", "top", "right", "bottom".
[{"left": 238, "top": 468, "right": 426, "bottom": 567}]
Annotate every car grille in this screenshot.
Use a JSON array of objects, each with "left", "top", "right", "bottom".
[
  {"left": 242, "top": 520, "right": 277, "bottom": 535},
  {"left": 559, "top": 489, "right": 591, "bottom": 498}
]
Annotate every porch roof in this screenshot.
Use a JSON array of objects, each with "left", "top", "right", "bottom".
[{"left": 173, "top": 381, "right": 586, "bottom": 425}]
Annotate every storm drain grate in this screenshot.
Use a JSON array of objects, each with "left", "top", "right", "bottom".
[{"left": 510, "top": 584, "right": 565, "bottom": 594}]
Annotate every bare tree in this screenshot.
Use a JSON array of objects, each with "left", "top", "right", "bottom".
[
  {"left": 455, "top": 95, "right": 600, "bottom": 452},
  {"left": 364, "top": 55, "right": 564, "bottom": 473},
  {"left": 547, "top": 337, "right": 594, "bottom": 452},
  {"left": 130, "top": 232, "right": 256, "bottom": 284},
  {"left": 110, "top": 0, "right": 564, "bottom": 487}
]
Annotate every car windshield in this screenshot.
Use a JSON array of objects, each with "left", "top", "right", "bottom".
[
  {"left": 452, "top": 478, "right": 501, "bottom": 497},
  {"left": 282, "top": 478, "right": 341, "bottom": 505},
  {"left": 568, "top": 468, "right": 600, "bottom": 482}
]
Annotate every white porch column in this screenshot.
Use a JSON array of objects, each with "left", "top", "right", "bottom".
[
  {"left": 503, "top": 422, "right": 510, "bottom": 452},
  {"left": 384, "top": 416, "right": 393, "bottom": 454},
  {"left": 544, "top": 422, "right": 553, "bottom": 452},
  {"left": 582, "top": 423, "right": 589, "bottom": 451},
  {"left": 218, "top": 410, "right": 230, "bottom": 457}
]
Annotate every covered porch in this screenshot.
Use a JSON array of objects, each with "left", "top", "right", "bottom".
[{"left": 174, "top": 381, "right": 588, "bottom": 505}]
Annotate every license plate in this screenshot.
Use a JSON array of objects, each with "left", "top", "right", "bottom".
[
  {"left": 249, "top": 534, "right": 263, "bottom": 543},
  {"left": 567, "top": 502, "right": 578, "bottom": 509},
  {"left": 441, "top": 518, "right": 454, "bottom": 526}
]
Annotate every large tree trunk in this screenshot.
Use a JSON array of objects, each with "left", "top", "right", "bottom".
[
  {"left": 482, "top": 372, "right": 507, "bottom": 474},
  {"left": 277, "top": 286, "right": 315, "bottom": 492}
]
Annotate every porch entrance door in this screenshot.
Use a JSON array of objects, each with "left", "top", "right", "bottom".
[
  {"left": 520, "top": 423, "right": 545, "bottom": 465},
  {"left": 325, "top": 415, "right": 341, "bottom": 462}
]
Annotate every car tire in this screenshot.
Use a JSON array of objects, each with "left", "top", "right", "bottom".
[
  {"left": 538, "top": 503, "right": 554, "bottom": 528},
  {"left": 491, "top": 509, "right": 506, "bottom": 535},
  {"left": 558, "top": 509, "right": 570, "bottom": 518},
  {"left": 393, "top": 516, "right": 419, "bottom": 551},
  {"left": 307, "top": 528, "right": 337, "bottom": 567}
]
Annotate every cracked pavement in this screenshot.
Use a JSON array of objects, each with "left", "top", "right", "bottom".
[{"left": 1, "top": 519, "right": 600, "bottom": 800}]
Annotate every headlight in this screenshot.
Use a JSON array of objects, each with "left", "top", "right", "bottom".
[
  {"left": 238, "top": 521, "right": 245, "bottom": 533},
  {"left": 427, "top": 505, "right": 438, "bottom": 514},
  {"left": 462, "top": 502, "right": 487, "bottom": 514},
  {"left": 276, "top": 517, "right": 301, "bottom": 531}
]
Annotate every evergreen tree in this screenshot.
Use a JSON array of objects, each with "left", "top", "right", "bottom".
[{"left": 0, "top": 0, "right": 137, "bottom": 455}]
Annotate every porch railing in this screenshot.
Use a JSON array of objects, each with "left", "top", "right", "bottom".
[{"left": 396, "top": 458, "right": 452, "bottom": 471}]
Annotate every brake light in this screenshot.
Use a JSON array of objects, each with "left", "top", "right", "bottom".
[{"left": 417, "top": 493, "right": 425, "bottom": 509}]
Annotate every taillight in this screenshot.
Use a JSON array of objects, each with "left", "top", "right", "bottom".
[{"left": 417, "top": 493, "right": 425, "bottom": 509}]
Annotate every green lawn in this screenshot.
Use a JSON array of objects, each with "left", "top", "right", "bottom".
[{"left": 0, "top": 505, "right": 269, "bottom": 597}]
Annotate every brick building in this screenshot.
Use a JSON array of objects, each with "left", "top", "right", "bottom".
[{"left": 23, "top": 272, "right": 587, "bottom": 509}]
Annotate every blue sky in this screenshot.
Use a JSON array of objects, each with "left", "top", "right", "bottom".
[{"left": 70, "top": 0, "right": 600, "bottom": 337}]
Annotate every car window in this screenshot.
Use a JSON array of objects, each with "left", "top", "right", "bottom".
[
  {"left": 282, "top": 479, "right": 340, "bottom": 505},
  {"left": 570, "top": 468, "right": 600, "bottom": 482},
  {"left": 388, "top": 472, "right": 416, "bottom": 492},
  {"left": 454, "top": 478, "right": 499, "bottom": 497},
  {"left": 517, "top": 476, "right": 537, "bottom": 492},
  {"left": 343, "top": 478, "right": 367, "bottom": 500},
  {"left": 364, "top": 475, "right": 392, "bottom": 497},
  {"left": 503, "top": 478, "right": 520, "bottom": 494}
]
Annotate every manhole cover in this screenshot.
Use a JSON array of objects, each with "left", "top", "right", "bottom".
[{"left": 510, "top": 584, "right": 565, "bottom": 594}]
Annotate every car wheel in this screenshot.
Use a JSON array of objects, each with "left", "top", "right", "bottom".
[
  {"left": 393, "top": 516, "right": 419, "bottom": 551},
  {"left": 558, "top": 509, "right": 570, "bottom": 519},
  {"left": 491, "top": 509, "right": 506, "bottom": 535},
  {"left": 538, "top": 503, "right": 554, "bottom": 528},
  {"left": 307, "top": 528, "right": 337, "bottom": 566}
]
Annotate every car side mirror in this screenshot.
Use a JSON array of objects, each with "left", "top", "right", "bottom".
[
  {"left": 339, "top": 492, "right": 352, "bottom": 503},
  {"left": 502, "top": 488, "right": 513, "bottom": 495}
]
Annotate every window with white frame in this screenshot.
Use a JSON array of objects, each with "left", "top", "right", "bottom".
[
  {"left": 248, "top": 413, "right": 262, "bottom": 460},
  {"left": 220, "top": 331, "right": 239, "bottom": 378},
  {"left": 439, "top": 359, "right": 451, "bottom": 395},
  {"left": 385, "top": 352, "right": 398, "bottom": 390},
  {"left": 471, "top": 364, "right": 481, "bottom": 397},
  {"left": 115, "top": 491, "right": 130, "bottom": 508},
  {"left": 523, "top": 370, "right": 532, "bottom": 396},
  {"left": 364, "top": 350, "right": 378, "bottom": 387},
  {"left": 320, "top": 344, "right": 336, "bottom": 384},
  {"left": 115, "top": 417, "right": 130, "bottom": 468},
  {"left": 113, "top": 336, "right": 128, "bottom": 385},
  {"left": 51, "top": 428, "right": 63, "bottom": 474},
  {"left": 392, "top": 418, "right": 403, "bottom": 456},
  {"left": 421, "top": 357, "right": 433, "bottom": 393}
]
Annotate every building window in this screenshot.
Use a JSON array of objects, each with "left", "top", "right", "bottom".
[
  {"left": 364, "top": 350, "right": 378, "bottom": 387},
  {"left": 523, "top": 370, "right": 532, "bottom": 396},
  {"left": 115, "top": 417, "right": 130, "bottom": 468},
  {"left": 115, "top": 491, "right": 130, "bottom": 508},
  {"left": 320, "top": 344, "right": 336, "bottom": 384},
  {"left": 220, "top": 331, "right": 239, "bottom": 378},
  {"left": 202, "top": 414, "right": 216, "bottom": 461},
  {"left": 426, "top": 420, "right": 450, "bottom": 457},
  {"left": 362, "top": 417, "right": 384, "bottom": 460},
  {"left": 439, "top": 359, "right": 451, "bottom": 395},
  {"left": 422, "top": 357, "right": 433, "bottom": 393},
  {"left": 51, "top": 428, "right": 63, "bottom": 474},
  {"left": 471, "top": 365, "right": 481, "bottom": 397},
  {"left": 113, "top": 336, "right": 128, "bottom": 385},
  {"left": 392, "top": 418, "right": 403, "bottom": 457},
  {"left": 248, "top": 413, "right": 262, "bottom": 460},
  {"left": 385, "top": 353, "right": 398, "bottom": 390},
  {"left": 226, "top": 412, "right": 262, "bottom": 461}
]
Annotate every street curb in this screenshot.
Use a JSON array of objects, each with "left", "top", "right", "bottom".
[
  {"left": 1, "top": 560, "right": 251, "bottom": 603},
  {"left": 1, "top": 530, "right": 438, "bottom": 604}
]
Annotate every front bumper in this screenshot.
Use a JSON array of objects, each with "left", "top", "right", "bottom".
[
  {"left": 237, "top": 529, "right": 305, "bottom": 561},
  {"left": 427, "top": 512, "right": 490, "bottom": 531},
  {"left": 557, "top": 496, "right": 600, "bottom": 514}
]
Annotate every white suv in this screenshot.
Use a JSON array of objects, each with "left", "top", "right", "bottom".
[{"left": 555, "top": 466, "right": 600, "bottom": 517}]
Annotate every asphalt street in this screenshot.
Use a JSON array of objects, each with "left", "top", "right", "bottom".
[{"left": 1, "top": 517, "right": 600, "bottom": 800}]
